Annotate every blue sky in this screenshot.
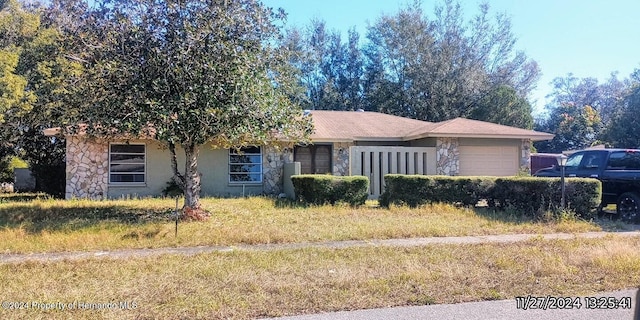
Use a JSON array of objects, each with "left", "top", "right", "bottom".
[{"left": 261, "top": 0, "right": 640, "bottom": 117}]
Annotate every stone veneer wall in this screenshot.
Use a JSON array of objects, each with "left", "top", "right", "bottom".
[
  {"left": 66, "top": 136, "right": 109, "bottom": 199},
  {"left": 332, "top": 142, "right": 353, "bottom": 176},
  {"left": 436, "top": 138, "right": 459, "bottom": 175},
  {"left": 262, "top": 145, "right": 293, "bottom": 195},
  {"left": 520, "top": 139, "right": 532, "bottom": 174}
]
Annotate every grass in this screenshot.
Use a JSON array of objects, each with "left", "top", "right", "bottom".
[
  {"left": 0, "top": 196, "right": 632, "bottom": 254},
  {"left": 0, "top": 236, "right": 639, "bottom": 319}
]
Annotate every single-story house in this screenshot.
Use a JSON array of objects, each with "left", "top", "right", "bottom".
[{"left": 44, "top": 110, "right": 553, "bottom": 199}]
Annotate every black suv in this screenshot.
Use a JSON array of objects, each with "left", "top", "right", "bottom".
[{"left": 534, "top": 149, "right": 640, "bottom": 223}]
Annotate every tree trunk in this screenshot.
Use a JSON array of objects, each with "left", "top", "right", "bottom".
[
  {"left": 168, "top": 142, "right": 186, "bottom": 190},
  {"left": 181, "top": 143, "right": 209, "bottom": 220}
]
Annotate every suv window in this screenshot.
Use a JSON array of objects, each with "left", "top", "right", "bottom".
[
  {"left": 565, "top": 153, "right": 583, "bottom": 168},
  {"left": 607, "top": 151, "right": 640, "bottom": 170},
  {"left": 580, "top": 152, "right": 604, "bottom": 169}
]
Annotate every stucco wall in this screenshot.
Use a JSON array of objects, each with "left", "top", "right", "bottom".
[
  {"left": 109, "top": 142, "right": 265, "bottom": 198},
  {"left": 65, "top": 138, "right": 280, "bottom": 199}
]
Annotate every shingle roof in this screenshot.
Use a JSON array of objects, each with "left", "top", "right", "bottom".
[
  {"left": 309, "top": 110, "right": 438, "bottom": 142},
  {"left": 404, "top": 117, "right": 554, "bottom": 141},
  {"left": 310, "top": 111, "right": 553, "bottom": 142}
]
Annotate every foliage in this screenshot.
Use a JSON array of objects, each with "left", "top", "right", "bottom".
[
  {"left": 535, "top": 103, "right": 602, "bottom": 153},
  {"left": 380, "top": 174, "right": 601, "bottom": 218},
  {"left": 0, "top": 0, "right": 75, "bottom": 196},
  {"left": 58, "top": 0, "right": 312, "bottom": 210},
  {"left": 280, "top": 0, "right": 539, "bottom": 124},
  {"left": 291, "top": 174, "right": 368, "bottom": 206},
  {"left": 490, "top": 177, "right": 601, "bottom": 219},
  {"left": 469, "top": 85, "right": 533, "bottom": 129},
  {"left": 534, "top": 73, "right": 629, "bottom": 153},
  {"left": 161, "top": 179, "right": 183, "bottom": 198},
  {"left": 283, "top": 21, "right": 364, "bottom": 111},
  {"left": 380, "top": 175, "right": 495, "bottom": 208},
  {"left": 603, "top": 85, "right": 640, "bottom": 148}
]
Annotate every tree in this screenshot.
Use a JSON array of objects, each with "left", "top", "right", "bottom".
[
  {"left": 362, "top": 0, "right": 539, "bottom": 122},
  {"left": 468, "top": 85, "right": 533, "bottom": 129},
  {"left": 604, "top": 84, "right": 640, "bottom": 148},
  {"left": 0, "top": 0, "right": 80, "bottom": 196},
  {"left": 534, "top": 103, "right": 602, "bottom": 153},
  {"left": 534, "top": 73, "right": 629, "bottom": 153},
  {"left": 61, "top": 0, "right": 311, "bottom": 216},
  {"left": 283, "top": 20, "right": 364, "bottom": 110}
]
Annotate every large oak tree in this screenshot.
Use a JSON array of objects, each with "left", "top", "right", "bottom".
[{"left": 61, "top": 0, "right": 311, "bottom": 215}]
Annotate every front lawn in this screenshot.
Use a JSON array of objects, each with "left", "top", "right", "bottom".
[
  {"left": 1, "top": 237, "right": 639, "bottom": 319},
  {"left": 0, "top": 196, "right": 629, "bottom": 254}
]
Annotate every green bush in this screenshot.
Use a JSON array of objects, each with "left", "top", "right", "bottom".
[
  {"left": 490, "top": 177, "right": 601, "bottom": 218},
  {"left": 380, "top": 174, "right": 601, "bottom": 218},
  {"left": 291, "top": 175, "right": 369, "bottom": 206},
  {"left": 380, "top": 175, "right": 493, "bottom": 208}
]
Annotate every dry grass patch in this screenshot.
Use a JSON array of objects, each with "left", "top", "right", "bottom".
[
  {"left": 1, "top": 236, "right": 639, "bottom": 319},
  {"left": 0, "top": 196, "right": 626, "bottom": 253}
]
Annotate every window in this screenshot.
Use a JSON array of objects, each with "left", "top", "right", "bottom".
[
  {"left": 564, "top": 153, "right": 583, "bottom": 168},
  {"left": 607, "top": 151, "right": 640, "bottom": 170},
  {"left": 294, "top": 145, "right": 331, "bottom": 174},
  {"left": 109, "top": 144, "right": 145, "bottom": 183},
  {"left": 229, "top": 146, "right": 262, "bottom": 183}
]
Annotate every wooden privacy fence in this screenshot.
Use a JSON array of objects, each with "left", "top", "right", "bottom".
[{"left": 349, "top": 146, "right": 437, "bottom": 198}]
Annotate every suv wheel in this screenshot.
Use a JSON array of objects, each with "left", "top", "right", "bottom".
[{"left": 617, "top": 192, "right": 640, "bottom": 224}]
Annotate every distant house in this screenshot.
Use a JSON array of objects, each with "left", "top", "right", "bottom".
[{"left": 45, "top": 110, "right": 553, "bottom": 199}]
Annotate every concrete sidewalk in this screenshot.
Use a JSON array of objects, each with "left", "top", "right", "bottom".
[{"left": 1, "top": 231, "right": 640, "bottom": 264}]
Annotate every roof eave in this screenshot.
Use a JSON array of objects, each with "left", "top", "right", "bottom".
[{"left": 405, "top": 133, "right": 554, "bottom": 141}]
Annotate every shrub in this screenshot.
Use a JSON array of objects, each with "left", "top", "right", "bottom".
[
  {"left": 380, "top": 174, "right": 601, "bottom": 218},
  {"left": 380, "top": 175, "right": 494, "bottom": 208},
  {"left": 291, "top": 175, "right": 369, "bottom": 206},
  {"left": 490, "top": 177, "right": 601, "bottom": 218}
]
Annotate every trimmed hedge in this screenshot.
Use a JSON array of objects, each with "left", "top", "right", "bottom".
[
  {"left": 490, "top": 177, "right": 601, "bottom": 217},
  {"left": 380, "top": 174, "right": 602, "bottom": 218},
  {"left": 379, "top": 175, "right": 493, "bottom": 208},
  {"left": 291, "top": 175, "right": 369, "bottom": 206}
]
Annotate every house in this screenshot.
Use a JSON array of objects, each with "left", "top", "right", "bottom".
[{"left": 44, "top": 110, "right": 553, "bottom": 199}]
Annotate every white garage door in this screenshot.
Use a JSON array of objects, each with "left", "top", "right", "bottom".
[{"left": 459, "top": 146, "right": 519, "bottom": 176}]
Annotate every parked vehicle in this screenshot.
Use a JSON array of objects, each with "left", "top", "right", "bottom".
[{"left": 533, "top": 149, "right": 640, "bottom": 223}]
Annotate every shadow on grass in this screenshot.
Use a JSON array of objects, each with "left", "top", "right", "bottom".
[
  {"left": 0, "top": 193, "right": 53, "bottom": 202},
  {"left": 471, "top": 205, "right": 639, "bottom": 232},
  {"left": 273, "top": 198, "right": 308, "bottom": 209},
  {"left": 0, "top": 202, "right": 173, "bottom": 234}
]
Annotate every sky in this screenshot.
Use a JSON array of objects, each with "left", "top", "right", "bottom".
[{"left": 261, "top": 0, "right": 640, "bottom": 117}]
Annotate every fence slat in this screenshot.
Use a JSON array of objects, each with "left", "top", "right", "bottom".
[{"left": 348, "top": 146, "right": 436, "bottom": 198}]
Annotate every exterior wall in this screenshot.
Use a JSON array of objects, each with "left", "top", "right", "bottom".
[
  {"left": 436, "top": 138, "right": 459, "bottom": 176},
  {"left": 65, "top": 138, "right": 287, "bottom": 199},
  {"left": 109, "top": 141, "right": 263, "bottom": 198},
  {"left": 354, "top": 141, "right": 408, "bottom": 147},
  {"left": 14, "top": 168, "right": 35, "bottom": 191},
  {"left": 107, "top": 139, "right": 174, "bottom": 198},
  {"left": 263, "top": 145, "right": 293, "bottom": 195},
  {"left": 520, "top": 139, "right": 532, "bottom": 174},
  {"left": 409, "top": 137, "right": 437, "bottom": 147},
  {"left": 332, "top": 142, "right": 353, "bottom": 176},
  {"left": 66, "top": 136, "right": 108, "bottom": 199}
]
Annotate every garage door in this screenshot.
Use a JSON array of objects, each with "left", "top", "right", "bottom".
[{"left": 459, "top": 146, "right": 519, "bottom": 176}]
